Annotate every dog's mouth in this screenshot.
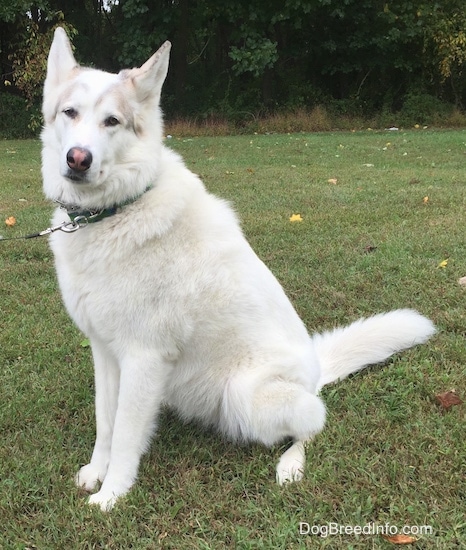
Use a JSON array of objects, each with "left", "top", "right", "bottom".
[
  {"left": 64, "top": 167, "right": 108, "bottom": 187},
  {"left": 65, "top": 170, "right": 90, "bottom": 183}
]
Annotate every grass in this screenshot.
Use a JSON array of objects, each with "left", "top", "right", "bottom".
[{"left": 0, "top": 129, "right": 465, "bottom": 549}]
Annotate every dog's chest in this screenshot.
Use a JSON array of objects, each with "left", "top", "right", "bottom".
[
  {"left": 51, "top": 233, "right": 113, "bottom": 335},
  {"left": 50, "top": 223, "right": 150, "bottom": 335},
  {"left": 49, "top": 221, "right": 196, "bottom": 344}
]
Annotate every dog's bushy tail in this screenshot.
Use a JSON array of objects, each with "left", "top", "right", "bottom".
[{"left": 312, "top": 309, "right": 436, "bottom": 392}]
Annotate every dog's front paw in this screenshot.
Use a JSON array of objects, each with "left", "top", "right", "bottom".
[
  {"left": 87, "top": 490, "right": 120, "bottom": 512},
  {"left": 75, "top": 463, "right": 106, "bottom": 492}
]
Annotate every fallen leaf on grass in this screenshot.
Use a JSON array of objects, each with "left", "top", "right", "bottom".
[
  {"left": 423, "top": 196, "right": 429, "bottom": 204},
  {"left": 435, "top": 390, "right": 463, "bottom": 410},
  {"left": 458, "top": 276, "right": 466, "bottom": 286},
  {"left": 327, "top": 178, "right": 338, "bottom": 184},
  {"left": 382, "top": 534, "right": 418, "bottom": 545},
  {"left": 437, "top": 259, "right": 448, "bottom": 269},
  {"left": 5, "top": 216, "right": 16, "bottom": 227},
  {"left": 289, "top": 214, "right": 303, "bottom": 222}
]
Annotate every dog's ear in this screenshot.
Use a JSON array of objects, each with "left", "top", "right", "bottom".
[
  {"left": 44, "top": 27, "right": 79, "bottom": 92},
  {"left": 124, "top": 41, "right": 172, "bottom": 103}
]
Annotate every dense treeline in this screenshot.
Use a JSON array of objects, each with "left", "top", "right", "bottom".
[{"left": 1, "top": 0, "right": 466, "bottom": 136}]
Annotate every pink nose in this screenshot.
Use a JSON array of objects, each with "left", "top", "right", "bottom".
[{"left": 66, "top": 147, "right": 93, "bottom": 172}]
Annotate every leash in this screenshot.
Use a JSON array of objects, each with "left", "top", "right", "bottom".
[
  {"left": 0, "top": 216, "right": 89, "bottom": 241},
  {"left": 1, "top": 188, "right": 151, "bottom": 242},
  {"left": 0, "top": 206, "right": 113, "bottom": 242}
]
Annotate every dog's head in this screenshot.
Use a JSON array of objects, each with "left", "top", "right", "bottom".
[{"left": 42, "top": 28, "right": 171, "bottom": 204}]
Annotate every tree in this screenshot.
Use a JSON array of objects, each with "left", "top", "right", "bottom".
[
  {"left": 2, "top": 0, "right": 466, "bottom": 132},
  {"left": 422, "top": 1, "right": 466, "bottom": 104}
]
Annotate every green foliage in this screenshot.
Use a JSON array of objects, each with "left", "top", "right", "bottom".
[
  {"left": 0, "top": 93, "right": 38, "bottom": 138},
  {"left": 229, "top": 34, "right": 278, "bottom": 77},
  {"left": 423, "top": 0, "right": 466, "bottom": 82},
  {"left": 0, "top": 0, "right": 49, "bottom": 23},
  {"left": 112, "top": 0, "right": 173, "bottom": 67},
  {"left": 1, "top": 8, "right": 77, "bottom": 134},
  {"left": 10, "top": 16, "right": 76, "bottom": 107},
  {"left": 2, "top": 0, "right": 466, "bottom": 125},
  {"left": 400, "top": 93, "right": 453, "bottom": 125}
]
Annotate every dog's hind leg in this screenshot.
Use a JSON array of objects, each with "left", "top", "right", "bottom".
[
  {"left": 260, "top": 382, "right": 326, "bottom": 484},
  {"left": 276, "top": 441, "right": 307, "bottom": 485},
  {"left": 222, "top": 375, "right": 326, "bottom": 484},
  {"left": 276, "top": 440, "right": 309, "bottom": 484}
]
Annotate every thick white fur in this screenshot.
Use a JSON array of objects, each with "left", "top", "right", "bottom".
[{"left": 42, "top": 28, "right": 436, "bottom": 511}]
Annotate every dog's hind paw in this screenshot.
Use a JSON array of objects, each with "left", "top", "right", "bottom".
[
  {"left": 75, "top": 463, "right": 105, "bottom": 492},
  {"left": 276, "top": 461, "right": 304, "bottom": 485},
  {"left": 276, "top": 443, "right": 306, "bottom": 485}
]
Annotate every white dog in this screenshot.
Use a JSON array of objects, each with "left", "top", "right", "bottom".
[{"left": 41, "top": 28, "right": 436, "bottom": 511}]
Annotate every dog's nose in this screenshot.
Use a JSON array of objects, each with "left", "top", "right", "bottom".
[{"left": 66, "top": 147, "right": 93, "bottom": 172}]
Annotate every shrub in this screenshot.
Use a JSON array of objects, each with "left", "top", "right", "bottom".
[
  {"left": 0, "top": 92, "right": 40, "bottom": 139},
  {"left": 399, "top": 93, "right": 453, "bottom": 126}
]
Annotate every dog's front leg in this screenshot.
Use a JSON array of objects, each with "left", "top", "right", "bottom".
[
  {"left": 76, "top": 339, "right": 120, "bottom": 492},
  {"left": 87, "top": 351, "right": 170, "bottom": 512}
]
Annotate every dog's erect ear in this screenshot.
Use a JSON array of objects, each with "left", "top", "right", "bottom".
[
  {"left": 44, "top": 27, "right": 78, "bottom": 92},
  {"left": 125, "top": 41, "right": 172, "bottom": 102}
]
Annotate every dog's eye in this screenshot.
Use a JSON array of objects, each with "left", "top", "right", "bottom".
[
  {"left": 63, "top": 108, "right": 78, "bottom": 119},
  {"left": 104, "top": 116, "right": 120, "bottom": 127}
]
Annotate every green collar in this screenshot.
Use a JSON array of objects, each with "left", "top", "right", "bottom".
[
  {"left": 58, "top": 188, "right": 151, "bottom": 225},
  {"left": 66, "top": 205, "right": 118, "bottom": 224}
]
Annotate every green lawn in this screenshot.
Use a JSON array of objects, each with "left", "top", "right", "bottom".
[{"left": 0, "top": 130, "right": 465, "bottom": 549}]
